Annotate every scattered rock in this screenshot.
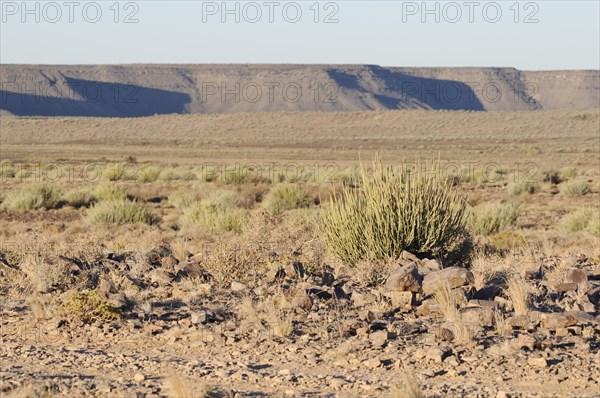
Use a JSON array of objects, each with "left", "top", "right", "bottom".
[
  {"left": 527, "top": 356, "right": 547, "bottom": 368},
  {"left": 368, "top": 330, "right": 388, "bottom": 348},
  {"left": 133, "top": 373, "right": 146, "bottom": 382},
  {"left": 384, "top": 262, "right": 422, "bottom": 292},
  {"left": 422, "top": 267, "right": 474, "bottom": 296},
  {"left": 230, "top": 281, "right": 246, "bottom": 292}
]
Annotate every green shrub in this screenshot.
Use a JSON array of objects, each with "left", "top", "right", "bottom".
[
  {"left": 467, "top": 201, "right": 519, "bottom": 236},
  {"left": 263, "top": 183, "right": 312, "bottom": 214},
  {"left": 222, "top": 170, "right": 249, "bottom": 185},
  {"left": 65, "top": 188, "right": 97, "bottom": 208},
  {"left": 138, "top": 166, "right": 161, "bottom": 183},
  {"left": 181, "top": 200, "right": 245, "bottom": 233},
  {"left": 562, "top": 180, "right": 591, "bottom": 196},
  {"left": 2, "top": 184, "right": 62, "bottom": 211},
  {"left": 93, "top": 184, "right": 128, "bottom": 201},
  {"left": 61, "top": 290, "right": 121, "bottom": 323},
  {"left": 561, "top": 208, "right": 600, "bottom": 235},
  {"left": 508, "top": 181, "right": 541, "bottom": 195},
  {"left": 86, "top": 200, "right": 155, "bottom": 225},
  {"left": 320, "top": 158, "right": 468, "bottom": 265},
  {"left": 488, "top": 231, "right": 527, "bottom": 251},
  {"left": 560, "top": 166, "right": 577, "bottom": 180}
]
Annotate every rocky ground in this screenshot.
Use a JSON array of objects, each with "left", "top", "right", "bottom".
[{"left": 1, "top": 247, "right": 599, "bottom": 397}]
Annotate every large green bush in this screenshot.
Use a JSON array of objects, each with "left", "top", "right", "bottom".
[{"left": 320, "top": 158, "right": 468, "bottom": 265}]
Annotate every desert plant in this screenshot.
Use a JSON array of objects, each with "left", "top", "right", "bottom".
[
  {"left": 86, "top": 200, "right": 155, "bottom": 225},
  {"left": 433, "top": 282, "right": 471, "bottom": 343},
  {"left": 505, "top": 276, "right": 530, "bottom": 316},
  {"left": 560, "top": 166, "right": 577, "bottom": 179},
  {"left": 561, "top": 208, "right": 600, "bottom": 236},
  {"left": 93, "top": 184, "right": 128, "bottom": 201},
  {"left": 508, "top": 181, "right": 540, "bottom": 195},
  {"left": 321, "top": 158, "right": 467, "bottom": 266},
  {"left": 562, "top": 180, "right": 591, "bottom": 196},
  {"left": 64, "top": 188, "right": 97, "bottom": 208},
  {"left": 391, "top": 370, "right": 424, "bottom": 398},
  {"left": 263, "top": 183, "right": 312, "bottom": 214},
  {"left": 168, "top": 191, "right": 197, "bottom": 209},
  {"left": 2, "top": 184, "right": 62, "bottom": 211},
  {"left": 61, "top": 290, "right": 121, "bottom": 323},
  {"left": 138, "top": 166, "right": 161, "bottom": 183},
  {"left": 467, "top": 201, "right": 519, "bottom": 236},
  {"left": 103, "top": 163, "right": 137, "bottom": 181},
  {"left": 0, "top": 161, "right": 16, "bottom": 178},
  {"left": 181, "top": 200, "right": 245, "bottom": 233}
]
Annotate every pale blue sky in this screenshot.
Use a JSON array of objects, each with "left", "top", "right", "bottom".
[{"left": 1, "top": 1, "right": 598, "bottom": 69}]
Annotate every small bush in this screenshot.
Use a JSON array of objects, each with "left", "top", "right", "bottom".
[
  {"left": 93, "top": 184, "right": 128, "bottom": 201},
  {"left": 86, "top": 200, "right": 155, "bottom": 225},
  {"left": 103, "top": 163, "right": 137, "bottom": 181},
  {"left": 467, "top": 201, "right": 519, "bottom": 236},
  {"left": 321, "top": 158, "right": 467, "bottom": 266},
  {"left": 561, "top": 208, "right": 600, "bottom": 237},
  {"left": 61, "top": 290, "right": 121, "bottom": 323},
  {"left": 2, "top": 184, "right": 62, "bottom": 211},
  {"left": 263, "top": 183, "right": 312, "bottom": 214},
  {"left": 64, "top": 188, "right": 97, "bottom": 208},
  {"left": 0, "top": 161, "right": 16, "bottom": 178},
  {"left": 168, "top": 191, "right": 197, "bottom": 209},
  {"left": 488, "top": 231, "right": 527, "bottom": 251},
  {"left": 562, "top": 180, "right": 591, "bottom": 196},
  {"left": 181, "top": 200, "right": 245, "bottom": 233},
  {"left": 138, "top": 166, "right": 161, "bottom": 183},
  {"left": 560, "top": 166, "right": 577, "bottom": 180},
  {"left": 508, "top": 181, "right": 540, "bottom": 195}
]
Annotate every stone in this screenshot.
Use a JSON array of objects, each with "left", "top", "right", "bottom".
[
  {"left": 133, "top": 373, "right": 145, "bottom": 382},
  {"left": 362, "top": 357, "right": 381, "bottom": 369},
  {"left": 419, "top": 258, "right": 443, "bottom": 275},
  {"left": 527, "top": 356, "right": 547, "bottom": 368},
  {"left": 148, "top": 269, "right": 173, "bottom": 286},
  {"left": 540, "top": 313, "right": 578, "bottom": 330},
  {"left": 554, "top": 283, "right": 579, "bottom": 293},
  {"left": 565, "top": 269, "right": 588, "bottom": 285},
  {"left": 369, "top": 330, "right": 388, "bottom": 348},
  {"left": 359, "top": 310, "right": 376, "bottom": 323},
  {"left": 425, "top": 347, "right": 450, "bottom": 364},
  {"left": 352, "top": 292, "right": 375, "bottom": 307},
  {"left": 384, "top": 262, "right": 422, "bottom": 292},
  {"left": 230, "top": 281, "right": 246, "bottom": 292},
  {"left": 285, "top": 261, "right": 305, "bottom": 279},
  {"left": 422, "top": 267, "right": 474, "bottom": 296},
  {"left": 385, "top": 291, "right": 413, "bottom": 309},
  {"left": 107, "top": 293, "right": 128, "bottom": 309},
  {"left": 291, "top": 294, "right": 312, "bottom": 311},
  {"left": 461, "top": 307, "right": 494, "bottom": 328}
]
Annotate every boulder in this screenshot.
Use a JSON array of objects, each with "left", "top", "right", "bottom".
[
  {"left": 422, "top": 267, "right": 474, "bottom": 296},
  {"left": 384, "top": 262, "right": 421, "bottom": 292}
]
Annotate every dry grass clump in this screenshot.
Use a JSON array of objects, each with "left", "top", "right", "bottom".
[
  {"left": 86, "top": 200, "right": 155, "bottom": 225},
  {"left": 93, "top": 184, "right": 128, "bottom": 201},
  {"left": 561, "top": 208, "right": 600, "bottom": 237},
  {"left": 391, "top": 370, "right": 424, "bottom": 398},
  {"left": 508, "top": 181, "right": 541, "bottom": 195},
  {"left": 181, "top": 200, "right": 245, "bottom": 233},
  {"left": 433, "top": 282, "right": 471, "bottom": 343},
  {"left": 560, "top": 166, "right": 577, "bottom": 180},
  {"left": 164, "top": 376, "right": 209, "bottom": 398},
  {"left": 168, "top": 191, "right": 197, "bottom": 209},
  {"left": 262, "top": 183, "right": 312, "bottom": 214},
  {"left": 505, "top": 276, "right": 530, "bottom": 316},
  {"left": 467, "top": 201, "right": 519, "bottom": 236},
  {"left": 0, "top": 160, "right": 16, "bottom": 178},
  {"left": 321, "top": 157, "right": 467, "bottom": 266},
  {"left": 138, "top": 165, "right": 161, "bottom": 183},
  {"left": 488, "top": 231, "right": 527, "bottom": 251},
  {"left": 103, "top": 163, "right": 137, "bottom": 181},
  {"left": 64, "top": 188, "right": 97, "bottom": 208},
  {"left": 354, "top": 258, "right": 396, "bottom": 286},
  {"left": 237, "top": 294, "right": 294, "bottom": 338},
  {"left": 561, "top": 180, "right": 591, "bottom": 196},
  {"left": 2, "top": 184, "right": 62, "bottom": 211}
]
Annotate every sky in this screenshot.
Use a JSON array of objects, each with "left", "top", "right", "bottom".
[{"left": 1, "top": 1, "right": 599, "bottom": 70}]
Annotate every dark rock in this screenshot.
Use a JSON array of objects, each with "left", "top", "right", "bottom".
[{"left": 422, "top": 267, "right": 474, "bottom": 296}]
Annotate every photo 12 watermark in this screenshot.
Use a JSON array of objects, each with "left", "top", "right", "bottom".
[
  {"left": 400, "top": 1, "right": 540, "bottom": 24},
  {"left": 200, "top": 1, "right": 340, "bottom": 23},
  {"left": 1, "top": 1, "right": 140, "bottom": 23}
]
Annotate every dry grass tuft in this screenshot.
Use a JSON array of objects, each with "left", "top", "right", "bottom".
[
  {"left": 434, "top": 282, "right": 471, "bottom": 343},
  {"left": 467, "top": 201, "right": 519, "bottom": 236},
  {"left": 2, "top": 184, "right": 62, "bottom": 211},
  {"left": 505, "top": 276, "right": 530, "bottom": 316},
  {"left": 391, "top": 369, "right": 424, "bottom": 398},
  {"left": 86, "top": 200, "right": 155, "bottom": 225}
]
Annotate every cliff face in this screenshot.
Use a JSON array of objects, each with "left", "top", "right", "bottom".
[{"left": 1, "top": 64, "right": 598, "bottom": 116}]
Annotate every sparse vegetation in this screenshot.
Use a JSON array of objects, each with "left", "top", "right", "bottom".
[
  {"left": 562, "top": 180, "right": 591, "bottom": 196},
  {"left": 181, "top": 200, "right": 245, "bottom": 233},
  {"left": 263, "top": 183, "right": 312, "bottom": 214},
  {"left": 508, "top": 181, "right": 541, "bottom": 195},
  {"left": 321, "top": 158, "right": 467, "bottom": 265},
  {"left": 64, "top": 188, "right": 97, "bottom": 208},
  {"left": 61, "top": 290, "right": 121, "bottom": 323},
  {"left": 505, "top": 276, "right": 530, "bottom": 316},
  {"left": 468, "top": 201, "right": 519, "bottom": 236},
  {"left": 2, "top": 184, "right": 62, "bottom": 211},
  {"left": 86, "top": 200, "right": 155, "bottom": 225},
  {"left": 561, "top": 208, "right": 600, "bottom": 236}
]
